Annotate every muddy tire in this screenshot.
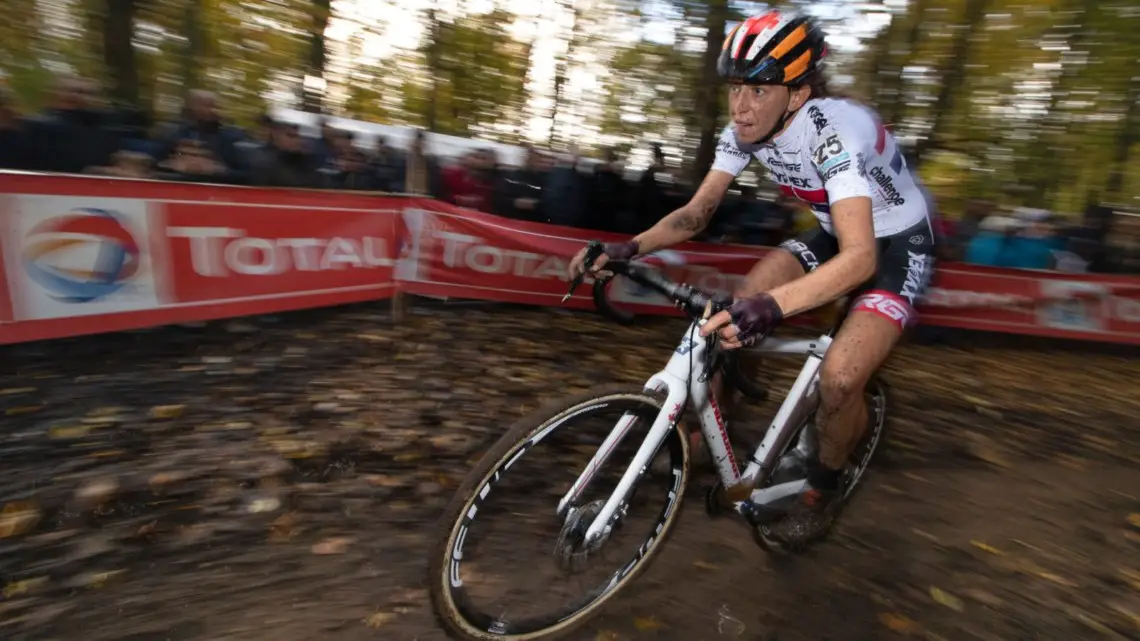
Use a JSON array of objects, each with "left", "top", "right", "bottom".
[{"left": 427, "top": 384, "right": 690, "bottom": 641}]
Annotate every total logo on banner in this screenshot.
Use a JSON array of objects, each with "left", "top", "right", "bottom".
[{"left": 9, "top": 196, "right": 159, "bottom": 321}]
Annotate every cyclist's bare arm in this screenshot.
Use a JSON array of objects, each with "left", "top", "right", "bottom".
[
  {"left": 769, "top": 196, "right": 878, "bottom": 316},
  {"left": 631, "top": 170, "right": 736, "bottom": 254}
]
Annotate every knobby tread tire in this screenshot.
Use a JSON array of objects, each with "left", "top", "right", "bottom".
[{"left": 428, "top": 384, "right": 691, "bottom": 641}]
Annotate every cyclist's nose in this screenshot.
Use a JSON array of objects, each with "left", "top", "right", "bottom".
[
  {"left": 729, "top": 92, "right": 746, "bottom": 116},
  {"left": 729, "top": 91, "right": 756, "bottom": 117}
]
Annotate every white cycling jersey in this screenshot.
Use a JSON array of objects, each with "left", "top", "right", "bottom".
[{"left": 712, "top": 97, "right": 930, "bottom": 238}]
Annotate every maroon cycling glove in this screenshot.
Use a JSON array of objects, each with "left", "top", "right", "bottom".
[
  {"left": 602, "top": 240, "right": 640, "bottom": 262},
  {"left": 727, "top": 293, "right": 784, "bottom": 346}
]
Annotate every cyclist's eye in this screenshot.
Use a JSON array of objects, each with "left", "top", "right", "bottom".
[{"left": 752, "top": 87, "right": 764, "bottom": 97}]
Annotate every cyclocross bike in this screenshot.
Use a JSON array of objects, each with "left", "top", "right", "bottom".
[{"left": 428, "top": 241, "right": 889, "bottom": 641}]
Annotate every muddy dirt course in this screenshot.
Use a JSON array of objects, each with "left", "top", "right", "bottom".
[{"left": 1, "top": 302, "right": 1138, "bottom": 641}]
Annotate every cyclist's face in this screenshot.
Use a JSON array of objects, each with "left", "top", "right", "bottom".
[{"left": 728, "top": 83, "right": 789, "bottom": 143}]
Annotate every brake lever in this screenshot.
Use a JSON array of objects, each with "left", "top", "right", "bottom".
[
  {"left": 698, "top": 294, "right": 733, "bottom": 383},
  {"left": 562, "top": 240, "right": 607, "bottom": 303},
  {"left": 697, "top": 300, "right": 720, "bottom": 383}
]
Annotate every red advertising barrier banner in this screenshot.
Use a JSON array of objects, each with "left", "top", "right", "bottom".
[
  {"left": 395, "top": 199, "right": 771, "bottom": 318},
  {"left": 400, "top": 200, "right": 1140, "bottom": 343},
  {"left": 1, "top": 172, "right": 1138, "bottom": 346},
  {"left": 0, "top": 173, "right": 398, "bottom": 344}
]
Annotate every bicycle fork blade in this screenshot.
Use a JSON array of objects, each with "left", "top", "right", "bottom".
[
  {"left": 557, "top": 411, "right": 641, "bottom": 518},
  {"left": 581, "top": 411, "right": 675, "bottom": 547}
]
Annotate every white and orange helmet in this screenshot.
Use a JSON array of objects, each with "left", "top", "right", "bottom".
[{"left": 718, "top": 10, "right": 828, "bottom": 86}]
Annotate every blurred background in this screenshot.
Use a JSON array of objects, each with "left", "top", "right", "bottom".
[{"left": 1, "top": 0, "right": 1139, "bottom": 272}]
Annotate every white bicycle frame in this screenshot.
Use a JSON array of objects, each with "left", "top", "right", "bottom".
[{"left": 556, "top": 322, "right": 833, "bottom": 546}]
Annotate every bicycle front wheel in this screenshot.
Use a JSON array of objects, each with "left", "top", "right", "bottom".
[{"left": 428, "top": 385, "right": 691, "bottom": 641}]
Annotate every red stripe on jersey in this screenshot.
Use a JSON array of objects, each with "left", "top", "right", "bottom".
[
  {"left": 874, "top": 120, "right": 887, "bottom": 155},
  {"left": 779, "top": 184, "right": 828, "bottom": 205}
]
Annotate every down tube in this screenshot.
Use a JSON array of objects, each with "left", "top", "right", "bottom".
[
  {"left": 689, "top": 375, "right": 740, "bottom": 487},
  {"left": 581, "top": 384, "right": 686, "bottom": 546}
]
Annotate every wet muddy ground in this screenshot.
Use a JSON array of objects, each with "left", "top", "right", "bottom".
[{"left": 1, "top": 301, "right": 1138, "bottom": 641}]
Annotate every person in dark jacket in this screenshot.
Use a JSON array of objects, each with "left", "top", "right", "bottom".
[
  {"left": 633, "top": 143, "right": 670, "bottom": 230},
  {"left": 493, "top": 146, "right": 548, "bottom": 221},
  {"left": 542, "top": 145, "right": 586, "bottom": 227},
  {"left": 319, "top": 135, "right": 376, "bottom": 191},
  {"left": 586, "top": 148, "right": 628, "bottom": 233},
  {"left": 371, "top": 136, "right": 406, "bottom": 192},
  {"left": 153, "top": 90, "right": 248, "bottom": 184},
  {"left": 24, "top": 75, "right": 118, "bottom": 174},
  {"left": 249, "top": 122, "right": 320, "bottom": 188},
  {"left": 0, "top": 86, "right": 30, "bottom": 170}
]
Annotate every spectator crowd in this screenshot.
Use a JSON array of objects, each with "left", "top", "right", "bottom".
[{"left": 1, "top": 75, "right": 1137, "bottom": 274}]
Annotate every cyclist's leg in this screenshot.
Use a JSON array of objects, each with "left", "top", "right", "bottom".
[
  {"left": 762, "top": 220, "right": 935, "bottom": 545},
  {"left": 713, "top": 230, "right": 838, "bottom": 418},
  {"left": 815, "top": 221, "right": 935, "bottom": 471}
]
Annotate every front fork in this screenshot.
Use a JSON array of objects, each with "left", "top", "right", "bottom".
[{"left": 556, "top": 376, "right": 685, "bottom": 548}]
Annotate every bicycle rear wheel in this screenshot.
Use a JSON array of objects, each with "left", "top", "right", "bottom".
[{"left": 428, "top": 385, "right": 690, "bottom": 641}]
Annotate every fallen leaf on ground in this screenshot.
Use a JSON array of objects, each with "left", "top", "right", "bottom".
[
  {"left": 0, "top": 387, "right": 36, "bottom": 395},
  {"left": 48, "top": 424, "right": 89, "bottom": 439},
  {"left": 929, "top": 586, "right": 964, "bottom": 612},
  {"left": 1038, "top": 572, "right": 1077, "bottom": 587},
  {"left": 85, "top": 570, "right": 126, "bottom": 589},
  {"left": 3, "top": 577, "right": 48, "bottom": 598},
  {"left": 970, "top": 540, "right": 1003, "bottom": 555},
  {"left": 633, "top": 615, "right": 665, "bottom": 631},
  {"left": 0, "top": 502, "right": 41, "bottom": 538},
  {"left": 1121, "top": 568, "right": 1140, "bottom": 590},
  {"left": 365, "top": 611, "right": 397, "bottom": 628},
  {"left": 6, "top": 405, "right": 43, "bottom": 416},
  {"left": 150, "top": 404, "right": 186, "bottom": 419},
  {"left": 312, "top": 537, "right": 354, "bottom": 555},
  {"left": 879, "top": 613, "right": 921, "bottom": 635}
]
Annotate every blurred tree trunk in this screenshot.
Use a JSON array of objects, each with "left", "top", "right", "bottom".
[
  {"left": 549, "top": 0, "right": 582, "bottom": 148},
  {"left": 882, "top": 0, "right": 930, "bottom": 126},
  {"left": 1104, "top": 81, "right": 1139, "bottom": 200},
  {"left": 425, "top": 8, "right": 441, "bottom": 132},
  {"left": 863, "top": 3, "right": 898, "bottom": 103},
  {"left": 1030, "top": 0, "right": 1100, "bottom": 202},
  {"left": 302, "top": 0, "right": 331, "bottom": 114},
  {"left": 912, "top": 0, "right": 989, "bottom": 166},
  {"left": 691, "top": 0, "right": 729, "bottom": 183},
  {"left": 179, "top": 0, "right": 204, "bottom": 101},
  {"left": 101, "top": 0, "right": 141, "bottom": 109}
]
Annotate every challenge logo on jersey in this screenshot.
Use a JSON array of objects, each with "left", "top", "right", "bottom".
[
  {"left": 22, "top": 208, "right": 142, "bottom": 303},
  {"left": 869, "top": 167, "right": 906, "bottom": 207}
]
